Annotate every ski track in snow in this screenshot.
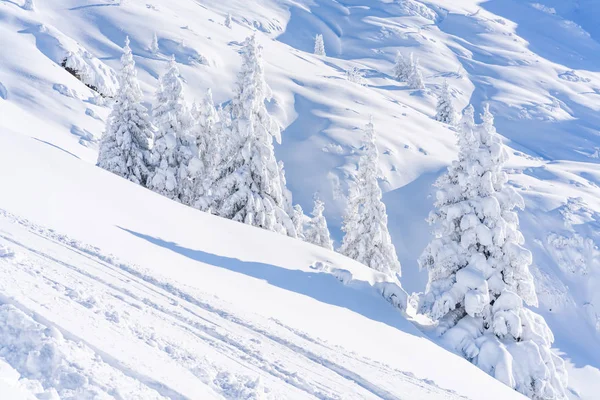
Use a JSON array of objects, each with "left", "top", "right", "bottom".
[{"left": 0, "top": 209, "right": 465, "bottom": 400}]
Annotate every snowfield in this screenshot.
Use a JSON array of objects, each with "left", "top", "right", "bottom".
[
  {"left": 0, "top": 130, "right": 523, "bottom": 399},
  {"left": 1, "top": 0, "right": 600, "bottom": 398}
]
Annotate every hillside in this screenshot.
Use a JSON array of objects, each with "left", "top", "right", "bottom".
[{"left": 1, "top": 0, "right": 600, "bottom": 398}]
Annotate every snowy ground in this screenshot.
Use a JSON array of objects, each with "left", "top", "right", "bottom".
[
  {"left": 1, "top": 0, "right": 600, "bottom": 398},
  {"left": 0, "top": 130, "right": 525, "bottom": 399}
]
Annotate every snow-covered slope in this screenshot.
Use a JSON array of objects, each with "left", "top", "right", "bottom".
[
  {"left": 0, "top": 130, "right": 524, "bottom": 399},
  {"left": 1, "top": 0, "right": 600, "bottom": 398}
]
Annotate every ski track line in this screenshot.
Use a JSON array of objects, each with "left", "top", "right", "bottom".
[
  {"left": 0, "top": 291, "right": 184, "bottom": 400},
  {"left": 0, "top": 229, "right": 344, "bottom": 399},
  {"left": 0, "top": 209, "right": 465, "bottom": 400}
]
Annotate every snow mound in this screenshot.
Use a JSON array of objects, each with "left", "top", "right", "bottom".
[
  {"left": 0, "top": 303, "right": 165, "bottom": 399},
  {"left": 0, "top": 246, "right": 14, "bottom": 258},
  {"left": 312, "top": 261, "right": 408, "bottom": 311},
  {"left": 22, "top": 22, "right": 118, "bottom": 97}
]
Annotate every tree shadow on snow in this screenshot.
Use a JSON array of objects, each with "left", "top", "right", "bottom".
[{"left": 118, "top": 227, "right": 420, "bottom": 336}]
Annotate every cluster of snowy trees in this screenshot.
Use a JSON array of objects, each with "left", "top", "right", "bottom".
[
  {"left": 313, "top": 35, "right": 454, "bottom": 127},
  {"left": 98, "top": 35, "right": 334, "bottom": 246},
  {"left": 393, "top": 52, "right": 424, "bottom": 90},
  {"left": 98, "top": 31, "right": 566, "bottom": 399},
  {"left": 418, "top": 105, "right": 567, "bottom": 399}
]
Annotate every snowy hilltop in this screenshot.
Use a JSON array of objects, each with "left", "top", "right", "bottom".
[{"left": 1, "top": 0, "right": 600, "bottom": 399}]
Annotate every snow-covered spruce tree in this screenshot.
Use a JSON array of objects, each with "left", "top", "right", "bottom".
[
  {"left": 292, "top": 204, "right": 308, "bottom": 240},
  {"left": 97, "top": 37, "right": 153, "bottom": 185},
  {"left": 305, "top": 197, "right": 333, "bottom": 250},
  {"left": 209, "top": 34, "right": 294, "bottom": 235},
  {"left": 186, "top": 89, "right": 222, "bottom": 209},
  {"left": 418, "top": 105, "right": 567, "bottom": 400},
  {"left": 23, "top": 0, "right": 34, "bottom": 11},
  {"left": 278, "top": 161, "right": 294, "bottom": 215},
  {"left": 393, "top": 52, "right": 410, "bottom": 82},
  {"left": 225, "top": 13, "right": 232, "bottom": 29},
  {"left": 435, "top": 81, "right": 456, "bottom": 125},
  {"left": 408, "top": 53, "right": 425, "bottom": 90},
  {"left": 150, "top": 33, "right": 159, "bottom": 55},
  {"left": 339, "top": 119, "right": 401, "bottom": 276},
  {"left": 314, "top": 34, "right": 326, "bottom": 56},
  {"left": 147, "top": 56, "right": 193, "bottom": 201}
]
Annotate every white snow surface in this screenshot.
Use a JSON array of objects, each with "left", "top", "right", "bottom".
[
  {"left": 1, "top": 0, "right": 600, "bottom": 398},
  {"left": 0, "top": 130, "right": 521, "bottom": 399}
]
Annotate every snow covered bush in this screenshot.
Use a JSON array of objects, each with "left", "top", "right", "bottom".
[
  {"left": 345, "top": 67, "right": 365, "bottom": 85},
  {"left": 225, "top": 13, "right": 232, "bottom": 29},
  {"left": 435, "top": 81, "right": 456, "bottom": 124},
  {"left": 339, "top": 119, "right": 401, "bottom": 276},
  {"left": 314, "top": 34, "right": 326, "bottom": 56},
  {"left": 305, "top": 197, "right": 333, "bottom": 250},
  {"left": 418, "top": 105, "right": 567, "bottom": 399},
  {"left": 23, "top": 0, "right": 34, "bottom": 11},
  {"left": 62, "top": 49, "right": 119, "bottom": 98},
  {"left": 147, "top": 57, "right": 193, "bottom": 201},
  {"left": 97, "top": 37, "right": 153, "bottom": 185},
  {"left": 208, "top": 35, "right": 295, "bottom": 236}
]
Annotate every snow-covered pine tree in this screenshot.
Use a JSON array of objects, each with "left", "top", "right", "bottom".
[
  {"left": 418, "top": 105, "right": 567, "bottom": 400},
  {"left": 393, "top": 52, "right": 410, "bottom": 82},
  {"left": 339, "top": 119, "right": 401, "bottom": 276},
  {"left": 209, "top": 34, "right": 293, "bottom": 235},
  {"left": 435, "top": 81, "right": 456, "bottom": 124},
  {"left": 187, "top": 89, "right": 222, "bottom": 209},
  {"left": 305, "top": 197, "right": 333, "bottom": 250},
  {"left": 278, "top": 161, "right": 294, "bottom": 216},
  {"left": 147, "top": 56, "right": 193, "bottom": 201},
  {"left": 150, "top": 33, "right": 159, "bottom": 55},
  {"left": 292, "top": 204, "right": 307, "bottom": 240},
  {"left": 23, "top": 0, "right": 34, "bottom": 11},
  {"left": 97, "top": 37, "right": 153, "bottom": 185},
  {"left": 408, "top": 53, "right": 425, "bottom": 90},
  {"left": 225, "top": 13, "right": 232, "bottom": 29},
  {"left": 314, "top": 34, "right": 326, "bottom": 56}
]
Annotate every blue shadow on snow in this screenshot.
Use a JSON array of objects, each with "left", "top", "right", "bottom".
[{"left": 119, "top": 227, "right": 420, "bottom": 335}]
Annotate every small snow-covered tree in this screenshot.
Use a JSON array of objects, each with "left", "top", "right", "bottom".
[
  {"left": 209, "top": 34, "right": 293, "bottom": 235},
  {"left": 339, "top": 119, "right": 401, "bottom": 276},
  {"left": 97, "top": 37, "right": 153, "bottom": 185},
  {"left": 147, "top": 56, "right": 192, "bottom": 201},
  {"left": 187, "top": 89, "right": 222, "bottom": 209},
  {"left": 408, "top": 53, "right": 425, "bottom": 90},
  {"left": 225, "top": 13, "right": 232, "bottom": 29},
  {"left": 292, "top": 204, "right": 308, "bottom": 240},
  {"left": 305, "top": 197, "right": 333, "bottom": 250},
  {"left": 418, "top": 105, "right": 567, "bottom": 400},
  {"left": 23, "top": 0, "right": 34, "bottom": 11},
  {"left": 393, "top": 52, "right": 410, "bottom": 82},
  {"left": 314, "top": 34, "right": 326, "bottom": 56},
  {"left": 278, "top": 161, "right": 294, "bottom": 215},
  {"left": 150, "top": 33, "right": 159, "bottom": 55},
  {"left": 435, "top": 80, "right": 456, "bottom": 124},
  {"left": 345, "top": 67, "right": 365, "bottom": 85}
]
